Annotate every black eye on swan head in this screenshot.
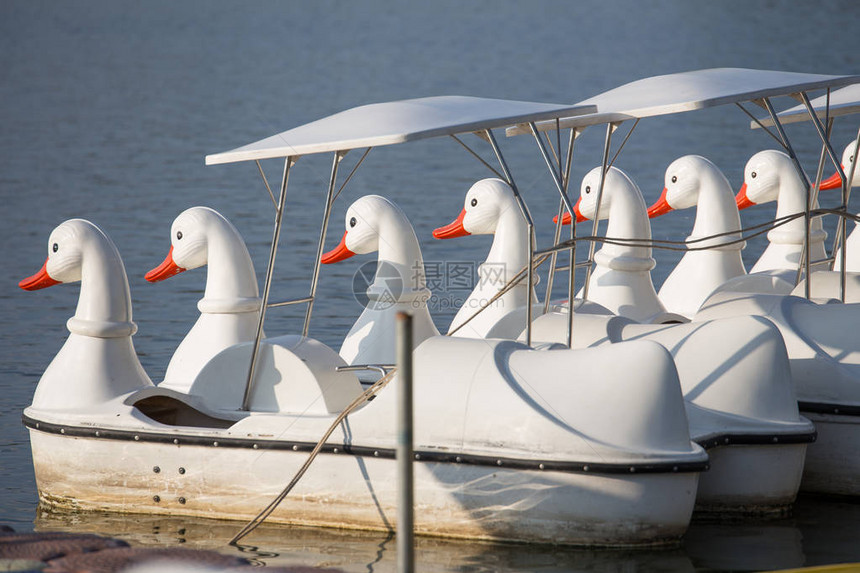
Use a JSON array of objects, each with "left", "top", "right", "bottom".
[{"left": 349, "top": 217, "right": 357, "bottom": 228}]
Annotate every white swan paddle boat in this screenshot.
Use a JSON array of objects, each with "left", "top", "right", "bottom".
[
  {"left": 510, "top": 68, "right": 860, "bottom": 497},
  {"left": 645, "top": 150, "right": 860, "bottom": 496},
  {"left": 19, "top": 96, "right": 713, "bottom": 546},
  {"left": 533, "top": 165, "right": 813, "bottom": 513}
]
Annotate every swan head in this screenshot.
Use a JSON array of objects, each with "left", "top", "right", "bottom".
[
  {"left": 574, "top": 166, "right": 637, "bottom": 222},
  {"left": 145, "top": 207, "right": 219, "bottom": 282},
  {"left": 736, "top": 150, "right": 787, "bottom": 210},
  {"left": 19, "top": 219, "right": 102, "bottom": 290},
  {"left": 648, "top": 155, "right": 717, "bottom": 218},
  {"left": 820, "top": 140, "right": 858, "bottom": 190},
  {"left": 555, "top": 167, "right": 629, "bottom": 227},
  {"left": 433, "top": 178, "right": 515, "bottom": 239},
  {"left": 322, "top": 195, "right": 404, "bottom": 264}
]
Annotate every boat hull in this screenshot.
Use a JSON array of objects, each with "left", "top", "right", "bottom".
[
  {"left": 694, "top": 443, "right": 807, "bottom": 515},
  {"left": 799, "top": 408, "right": 860, "bottom": 496},
  {"left": 28, "top": 427, "right": 699, "bottom": 547}
]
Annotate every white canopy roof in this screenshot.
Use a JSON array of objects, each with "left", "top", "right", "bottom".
[
  {"left": 508, "top": 68, "right": 860, "bottom": 136},
  {"left": 205, "top": 96, "right": 596, "bottom": 165},
  {"left": 751, "top": 84, "right": 860, "bottom": 128}
]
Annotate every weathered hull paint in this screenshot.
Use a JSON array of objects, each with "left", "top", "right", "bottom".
[
  {"left": 695, "top": 444, "right": 807, "bottom": 515},
  {"left": 800, "top": 411, "right": 860, "bottom": 496},
  {"left": 29, "top": 430, "right": 699, "bottom": 547}
]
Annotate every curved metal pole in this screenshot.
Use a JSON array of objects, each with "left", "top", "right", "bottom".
[
  {"left": 242, "top": 157, "right": 294, "bottom": 411},
  {"left": 303, "top": 151, "right": 345, "bottom": 336},
  {"left": 583, "top": 123, "right": 616, "bottom": 301},
  {"left": 485, "top": 129, "right": 535, "bottom": 346}
]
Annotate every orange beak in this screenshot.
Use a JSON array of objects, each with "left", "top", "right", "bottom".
[
  {"left": 735, "top": 182, "right": 756, "bottom": 211},
  {"left": 553, "top": 198, "right": 588, "bottom": 225},
  {"left": 321, "top": 231, "right": 355, "bottom": 264},
  {"left": 19, "top": 259, "right": 61, "bottom": 291},
  {"left": 145, "top": 246, "right": 186, "bottom": 282},
  {"left": 819, "top": 166, "right": 845, "bottom": 191},
  {"left": 647, "top": 188, "right": 673, "bottom": 218},
  {"left": 433, "top": 209, "right": 470, "bottom": 239}
]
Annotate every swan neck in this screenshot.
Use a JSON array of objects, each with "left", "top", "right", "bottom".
[
  {"left": 377, "top": 217, "right": 427, "bottom": 292},
  {"left": 72, "top": 239, "right": 136, "bottom": 337},
  {"left": 201, "top": 224, "right": 260, "bottom": 310}
]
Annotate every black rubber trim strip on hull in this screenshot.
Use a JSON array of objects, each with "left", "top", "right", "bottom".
[
  {"left": 799, "top": 401, "right": 860, "bottom": 417},
  {"left": 695, "top": 430, "right": 816, "bottom": 450},
  {"left": 23, "top": 414, "right": 707, "bottom": 475}
]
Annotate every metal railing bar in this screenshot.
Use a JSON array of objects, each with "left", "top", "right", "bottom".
[{"left": 267, "top": 296, "right": 314, "bottom": 308}]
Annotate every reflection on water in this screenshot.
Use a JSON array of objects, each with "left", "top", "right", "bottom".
[{"left": 30, "top": 496, "right": 860, "bottom": 572}]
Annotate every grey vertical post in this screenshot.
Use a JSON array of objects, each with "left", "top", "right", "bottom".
[{"left": 396, "top": 312, "right": 414, "bottom": 573}]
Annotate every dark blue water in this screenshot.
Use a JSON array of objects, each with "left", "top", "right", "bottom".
[{"left": 2, "top": 0, "right": 860, "bottom": 570}]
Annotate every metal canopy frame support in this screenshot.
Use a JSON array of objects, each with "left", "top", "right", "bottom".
[
  {"left": 484, "top": 128, "right": 536, "bottom": 346},
  {"left": 582, "top": 122, "right": 617, "bottom": 301},
  {"left": 757, "top": 90, "right": 848, "bottom": 301},
  {"left": 529, "top": 122, "right": 576, "bottom": 348},
  {"left": 304, "top": 150, "right": 347, "bottom": 336},
  {"left": 450, "top": 134, "right": 505, "bottom": 180},
  {"left": 798, "top": 92, "right": 851, "bottom": 302},
  {"left": 242, "top": 156, "right": 295, "bottom": 411},
  {"left": 761, "top": 96, "right": 817, "bottom": 298},
  {"left": 832, "top": 126, "right": 860, "bottom": 279},
  {"left": 543, "top": 127, "right": 577, "bottom": 315},
  {"left": 255, "top": 160, "right": 278, "bottom": 208}
]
